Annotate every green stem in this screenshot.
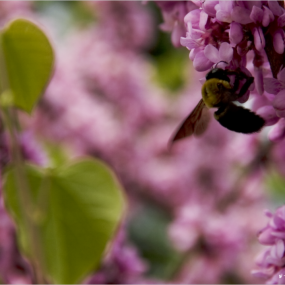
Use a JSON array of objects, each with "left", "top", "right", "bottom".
[{"left": 2, "top": 108, "right": 45, "bottom": 284}]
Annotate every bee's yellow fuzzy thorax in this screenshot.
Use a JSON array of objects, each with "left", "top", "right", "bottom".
[{"left": 202, "top": 78, "right": 231, "bottom": 108}]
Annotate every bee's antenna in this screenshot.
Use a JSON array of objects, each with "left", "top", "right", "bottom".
[{"left": 214, "top": 61, "right": 228, "bottom": 69}]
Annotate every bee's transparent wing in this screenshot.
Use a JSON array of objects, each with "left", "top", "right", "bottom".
[
  {"left": 170, "top": 99, "right": 210, "bottom": 144},
  {"left": 214, "top": 102, "right": 265, "bottom": 133}
]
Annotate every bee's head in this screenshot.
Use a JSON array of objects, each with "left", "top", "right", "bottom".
[{"left": 206, "top": 68, "right": 230, "bottom": 82}]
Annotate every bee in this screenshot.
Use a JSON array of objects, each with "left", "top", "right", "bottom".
[{"left": 170, "top": 67, "right": 265, "bottom": 144}]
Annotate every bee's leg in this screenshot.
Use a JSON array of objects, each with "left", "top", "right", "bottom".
[
  {"left": 227, "top": 69, "right": 254, "bottom": 100},
  {"left": 237, "top": 74, "right": 254, "bottom": 98}
]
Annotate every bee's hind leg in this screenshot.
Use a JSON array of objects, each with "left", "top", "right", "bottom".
[
  {"left": 227, "top": 68, "right": 254, "bottom": 100},
  {"left": 236, "top": 74, "right": 254, "bottom": 98}
]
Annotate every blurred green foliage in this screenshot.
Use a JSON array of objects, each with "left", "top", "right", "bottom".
[
  {"left": 128, "top": 204, "right": 182, "bottom": 280},
  {"left": 33, "top": 1, "right": 95, "bottom": 41},
  {"left": 146, "top": 2, "right": 190, "bottom": 93},
  {"left": 34, "top": 1, "right": 95, "bottom": 28},
  {"left": 266, "top": 170, "right": 285, "bottom": 206}
]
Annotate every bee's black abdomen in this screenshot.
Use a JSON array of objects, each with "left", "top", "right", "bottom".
[{"left": 214, "top": 103, "right": 265, "bottom": 133}]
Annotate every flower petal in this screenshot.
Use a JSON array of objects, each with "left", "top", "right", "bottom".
[
  {"left": 264, "top": 78, "right": 284, "bottom": 94},
  {"left": 189, "top": 47, "right": 203, "bottom": 61},
  {"left": 204, "top": 44, "right": 219, "bottom": 63},
  {"left": 231, "top": 6, "right": 253, "bottom": 24},
  {"left": 191, "top": 28, "right": 204, "bottom": 40},
  {"left": 276, "top": 109, "right": 285, "bottom": 117},
  {"left": 171, "top": 22, "right": 185, "bottom": 48},
  {"left": 242, "top": 1, "right": 262, "bottom": 10},
  {"left": 216, "top": 10, "right": 232, "bottom": 23},
  {"left": 278, "top": 68, "right": 285, "bottom": 82},
  {"left": 268, "top": 118, "right": 285, "bottom": 142},
  {"left": 276, "top": 240, "right": 284, "bottom": 259},
  {"left": 271, "top": 231, "right": 285, "bottom": 239},
  {"left": 250, "top": 5, "right": 264, "bottom": 23},
  {"left": 203, "top": 0, "right": 218, "bottom": 17},
  {"left": 258, "top": 227, "right": 277, "bottom": 244},
  {"left": 229, "top": 22, "right": 243, "bottom": 45},
  {"left": 180, "top": 37, "right": 199, "bottom": 49},
  {"left": 219, "top": 42, "right": 233, "bottom": 62},
  {"left": 273, "top": 29, "right": 285, "bottom": 54},
  {"left": 199, "top": 10, "right": 208, "bottom": 31},
  {"left": 273, "top": 89, "right": 285, "bottom": 111},
  {"left": 193, "top": 50, "right": 213, "bottom": 71},
  {"left": 262, "top": 6, "right": 274, "bottom": 27},
  {"left": 221, "top": 0, "right": 234, "bottom": 13},
  {"left": 253, "top": 27, "right": 265, "bottom": 52},
  {"left": 268, "top": 0, "right": 284, "bottom": 16},
  {"left": 278, "top": 14, "right": 285, "bottom": 28},
  {"left": 184, "top": 9, "right": 200, "bottom": 29},
  {"left": 251, "top": 268, "right": 274, "bottom": 279},
  {"left": 256, "top": 105, "right": 279, "bottom": 126}
]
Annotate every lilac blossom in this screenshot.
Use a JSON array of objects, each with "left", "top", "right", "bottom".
[
  {"left": 269, "top": 118, "right": 285, "bottom": 142},
  {"left": 256, "top": 106, "right": 279, "bottom": 127},
  {"left": 170, "top": 201, "right": 267, "bottom": 283},
  {"left": 262, "top": 67, "right": 285, "bottom": 141},
  {"left": 155, "top": 1, "right": 198, "bottom": 47},
  {"left": 156, "top": 0, "right": 285, "bottom": 129},
  {"left": 204, "top": 42, "right": 233, "bottom": 68},
  {"left": 85, "top": 1, "right": 155, "bottom": 51},
  {"left": 253, "top": 206, "right": 285, "bottom": 283}
]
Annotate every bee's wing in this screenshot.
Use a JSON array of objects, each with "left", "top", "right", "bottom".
[
  {"left": 214, "top": 102, "right": 265, "bottom": 133},
  {"left": 170, "top": 99, "right": 210, "bottom": 144}
]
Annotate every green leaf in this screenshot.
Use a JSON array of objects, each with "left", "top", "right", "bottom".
[
  {"left": 0, "top": 18, "right": 54, "bottom": 113},
  {"left": 3, "top": 158, "right": 125, "bottom": 284}
]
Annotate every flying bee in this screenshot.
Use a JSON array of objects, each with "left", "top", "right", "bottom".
[{"left": 170, "top": 67, "right": 265, "bottom": 144}]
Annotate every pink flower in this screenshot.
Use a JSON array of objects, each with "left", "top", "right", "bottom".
[
  {"left": 256, "top": 106, "right": 279, "bottom": 127},
  {"left": 269, "top": 119, "right": 285, "bottom": 142},
  {"left": 254, "top": 206, "right": 285, "bottom": 282},
  {"left": 229, "top": 22, "right": 243, "bottom": 45},
  {"left": 156, "top": 1, "right": 197, "bottom": 47},
  {"left": 265, "top": 68, "right": 285, "bottom": 118},
  {"left": 204, "top": 43, "right": 233, "bottom": 67}
]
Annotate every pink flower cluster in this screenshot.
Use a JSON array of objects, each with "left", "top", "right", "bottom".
[
  {"left": 262, "top": 67, "right": 285, "bottom": 141},
  {"left": 253, "top": 206, "right": 285, "bottom": 283},
  {"left": 157, "top": 1, "right": 285, "bottom": 142},
  {"left": 180, "top": 1, "right": 283, "bottom": 72}
]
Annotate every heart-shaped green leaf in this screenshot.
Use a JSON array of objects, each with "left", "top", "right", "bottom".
[
  {"left": 1, "top": 18, "right": 54, "bottom": 113},
  {"left": 3, "top": 158, "right": 125, "bottom": 284}
]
